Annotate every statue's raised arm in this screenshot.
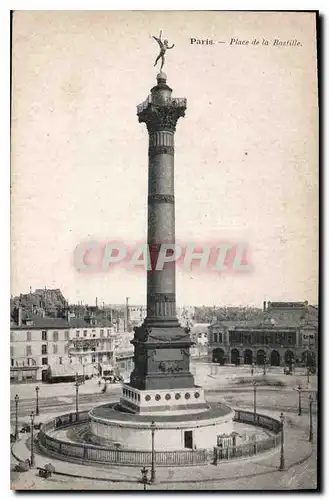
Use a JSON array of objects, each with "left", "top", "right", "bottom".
[{"left": 152, "top": 31, "right": 175, "bottom": 72}]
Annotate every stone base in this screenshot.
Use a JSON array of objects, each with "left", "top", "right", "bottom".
[
  {"left": 89, "top": 402, "right": 234, "bottom": 451},
  {"left": 120, "top": 384, "right": 208, "bottom": 415}
]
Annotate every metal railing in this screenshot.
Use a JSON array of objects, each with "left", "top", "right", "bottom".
[
  {"left": 137, "top": 96, "right": 187, "bottom": 114},
  {"left": 38, "top": 409, "right": 281, "bottom": 466}
]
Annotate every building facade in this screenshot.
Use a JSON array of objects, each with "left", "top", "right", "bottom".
[
  {"left": 10, "top": 308, "right": 134, "bottom": 383},
  {"left": 208, "top": 302, "right": 318, "bottom": 368}
]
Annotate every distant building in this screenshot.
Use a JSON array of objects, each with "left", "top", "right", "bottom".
[
  {"left": 208, "top": 301, "right": 318, "bottom": 368},
  {"left": 10, "top": 307, "right": 134, "bottom": 383}
]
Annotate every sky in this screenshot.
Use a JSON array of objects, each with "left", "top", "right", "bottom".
[{"left": 11, "top": 11, "right": 318, "bottom": 307}]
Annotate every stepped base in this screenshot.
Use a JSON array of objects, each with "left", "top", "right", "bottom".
[
  {"left": 120, "top": 384, "right": 208, "bottom": 415},
  {"left": 89, "top": 402, "right": 234, "bottom": 451}
]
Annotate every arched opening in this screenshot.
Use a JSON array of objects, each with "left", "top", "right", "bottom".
[
  {"left": 285, "top": 350, "right": 294, "bottom": 365},
  {"left": 243, "top": 349, "right": 253, "bottom": 365},
  {"left": 256, "top": 349, "right": 266, "bottom": 365},
  {"left": 212, "top": 348, "right": 225, "bottom": 365},
  {"left": 231, "top": 348, "right": 240, "bottom": 366},
  {"left": 270, "top": 350, "right": 280, "bottom": 366}
]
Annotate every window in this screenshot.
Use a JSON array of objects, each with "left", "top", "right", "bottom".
[
  {"left": 92, "top": 355, "right": 96, "bottom": 363},
  {"left": 53, "top": 331, "right": 59, "bottom": 342},
  {"left": 310, "top": 335, "right": 314, "bottom": 339},
  {"left": 26, "top": 331, "right": 31, "bottom": 342},
  {"left": 84, "top": 330, "right": 87, "bottom": 337},
  {"left": 11, "top": 359, "right": 14, "bottom": 367},
  {"left": 100, "top": 329, "right": 104, "bottom": 338},
  {"left": 214, "top": 332, "right": 222, "bottom": 344},
  {"left": 42, "top": 357, "right": 48, "bottom": 365},
  {"left": 10, "top": 346, "right": 14, "bottom": 357},
  {"left": 26, "top": 345, "right": 32, "bottom": 356},
  {"left": 42, "top": 331, "right": 47, "bottom": 341},
  {"left": 53, "top": 344, "right": 58, "bottom": 354},
  {"left": 65, "top": 330, "right": 69, "bottom": 341},
  {"left": 107, "top": 329, "right": 110, "bottom": 337},
  {"left": 76, "top": 331, "right": 80, "bottom": 338},
  {"left": 41, "top": 344, "right": 47, "bottom": 355},
  {"left": 198, "top": 333, "right": 202, "bottom": 338},
  {"left": 59, "top": 357, "right": 63, "bottom": 364}
]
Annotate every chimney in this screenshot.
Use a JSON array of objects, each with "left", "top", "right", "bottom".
[
  {"left": 125, "top": 297, "right": 129, "bottom": 330},
  {"left": 263, "top": 301, "right": 267, "bottom": 312},
  {"left": 18, "top": 306, "right": 22, "bottom": 327}
]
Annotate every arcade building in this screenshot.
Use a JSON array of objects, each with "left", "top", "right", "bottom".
[{"left": 208, "top": 301, "right": 318, "bottom": 369}]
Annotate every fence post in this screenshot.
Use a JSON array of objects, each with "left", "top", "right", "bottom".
[{"left": 213, "top": 447, "right": 217, "bottom": 465}]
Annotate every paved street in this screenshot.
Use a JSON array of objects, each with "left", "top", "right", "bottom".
[{"left": 10, "top": 363, "right": 317, "bottom": 423}]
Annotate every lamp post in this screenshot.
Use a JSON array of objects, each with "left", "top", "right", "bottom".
[
  {"left": 75, "top": 374, "right": 79, "bottom": 421},
  {"left": 253, "top": 381, "right": 257, "bottom": 423},
  {"left": 307, "top": 365, "right": 310, "bottom": 385},
  {"left": 35, "top": 386, "right": 40, "bottom": 416},
  {"left": 263, "top": 355, "right": 267, "bottom": 376},
  {"left": 297, "top": 384, "right": 302, "bottom": 416},
  {"left": 279, "top": 412, "right": 285, "bottom": 470},
  {"left": 30, "top": 411, "right": 35, "bottom": 467},
  {"left": 251, "top": 362, "right": 255, "bottom": 376},
  {"left": 141, "top": 466, "right": 148, "bottom": 491},
  {"left": 150, "top": 420, "right": 156, "bottom": 483},
  {"left": 309, "top": 394, "right": 313, "bottom": 443},
  {"left": 14, "top": 394, "right": 19, "bottom": 440}
]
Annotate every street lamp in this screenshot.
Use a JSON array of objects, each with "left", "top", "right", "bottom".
[
  {"left": 141, "top": 466, "right": 148, "bottom": 490},
  {"left": 14, "top": 394, "right": 19, "bottom": 440},
  {"left": 279, "top": 412, "right": 285, "bottom": 470},
  {"left": 150, "top": 420, "right": 156, "bottom": 483},
  {"left": 297, "top": 384, "right": 302, "bottom": 416},
  {"left": 251, "top": 362, "right": 255, "bottom": 376},
  {"left": 30, "top": 411, "right": 35, "bottom": 467},
  {"left": 74, "top": 374, "right": 80, "bottom": 421},
  {"left": 309, "top": 394, "right": 313, "bottom": 443},
  {"left": 263, "top": 355, "right": 267, "bottom": 376},
  {"left": 35, "top": 386, "right": 40, "bottom": 416},
  {"left": 253, "top": 381, "right": 257, "bottom": 423},
  {"left": 307, "top": 365, "right": 310, "bottom": 385}
]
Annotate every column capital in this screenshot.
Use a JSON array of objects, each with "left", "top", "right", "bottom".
[{"left": 138, "top": 101, "right": 186, "bottom": 133}]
